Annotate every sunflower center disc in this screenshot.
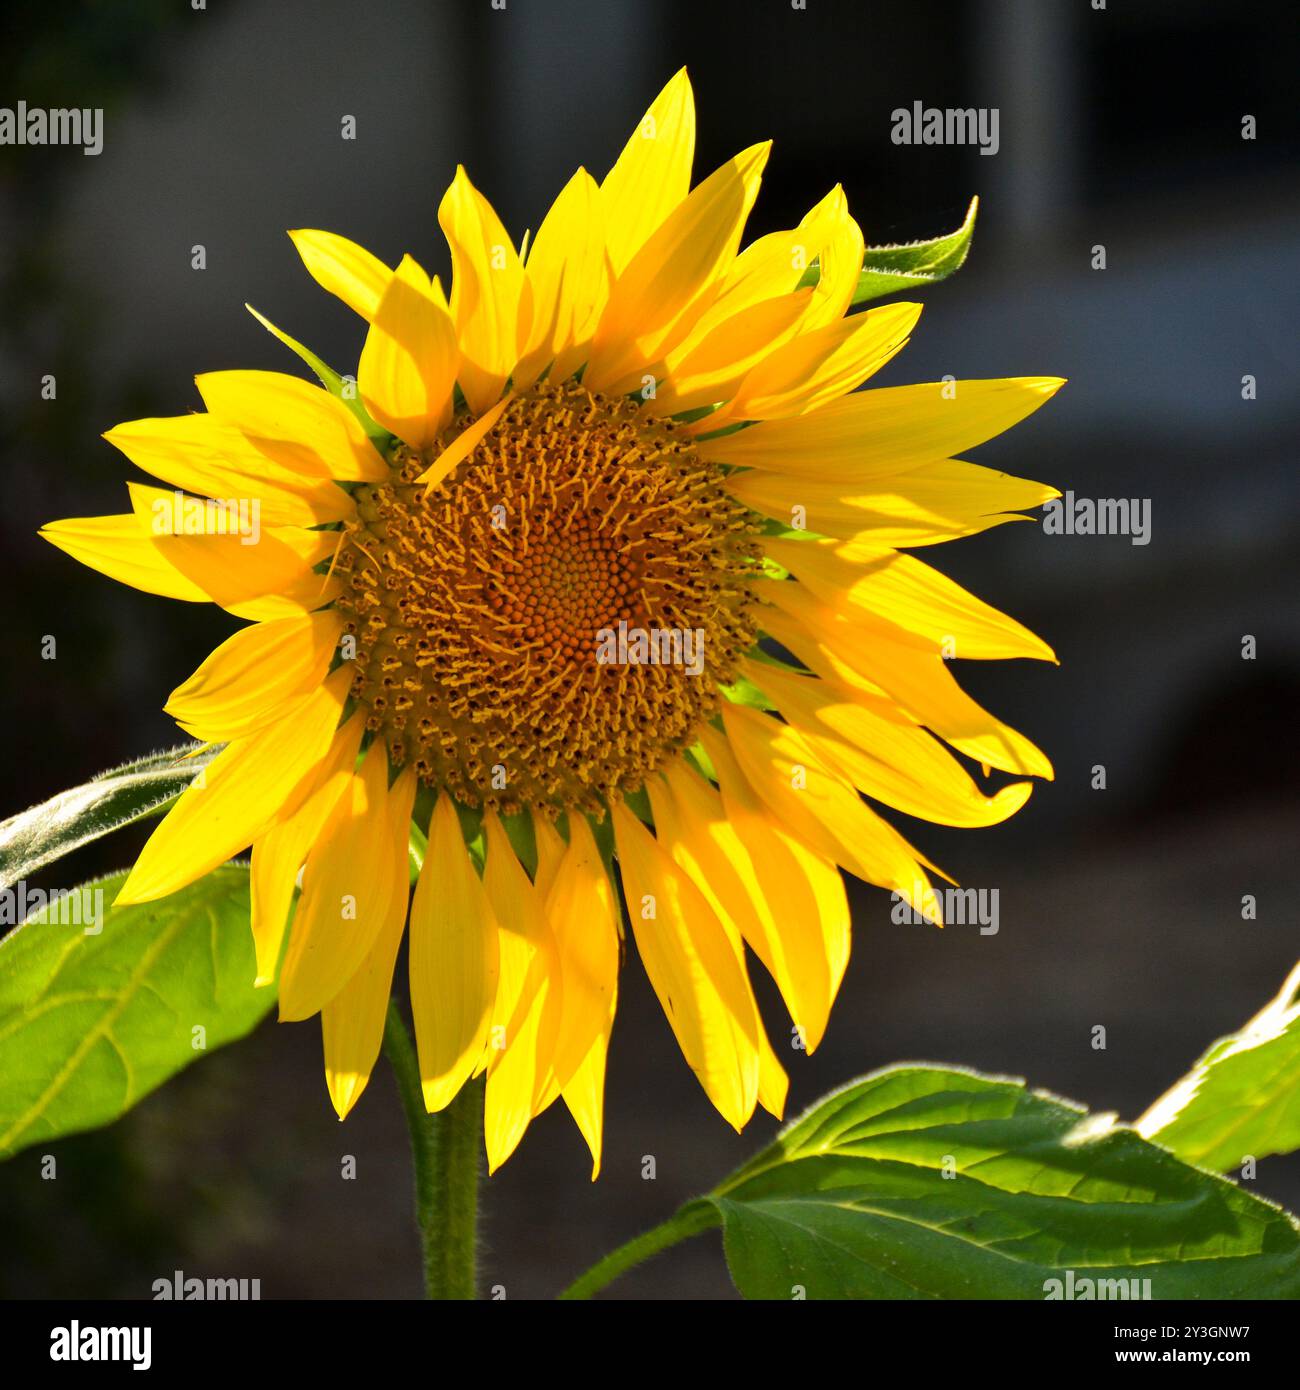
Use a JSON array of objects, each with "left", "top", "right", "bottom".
[{"left": 336, "top": 381, "right": 761, "bottom": 816}]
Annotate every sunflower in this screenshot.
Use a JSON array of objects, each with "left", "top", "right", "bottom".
[{"left": 40, "top": 70, "right": 1061, "bottom": 1176}]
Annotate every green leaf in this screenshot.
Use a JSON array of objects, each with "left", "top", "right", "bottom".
[
  {"left": 0, "top": 744, "right": 220, "bottom": 891},
  {"left": 1138, "top": 962, "right": 1300, "bottom": 1174},
  {"left": 800, "top": 197, "right": 978, "bottom": 307},
  {"left": 700, "top": 1065, "right": 1300, "bottom": 1299},
  {"left": 0, "top": 866, "right": 271, "bottom": 1158}
]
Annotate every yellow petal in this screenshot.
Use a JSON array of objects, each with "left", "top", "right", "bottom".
[
  {"left": 358, "top": 256, "right": 458, "bottom": 449},
  {"left": 586, "top": 142, "right": 771, "bottom": 392},
  {"left": 647, "top": 779, "right": 791, "bottom": 1116},
  {"left": 522, "top": 817, "right": 620, "bottom": 1178},
  {"left": 724, "top": 457, "right": 1057, "bottom": 547},
  {"left": 661, "top": 751, "right": 846, "bottom": 1053},
  {"left": 601, "top": 67, "right": 695, "bottom": 274},
  {"left": 39, "top": 513, "right": 211, "bottom": 603},
  {"left": 611, "top": 800, "right": 760, "bottom": 1130},
  {"left": 740, "top": 655, "right": 1033, "bottom": 828},
  {"left": 166, "top": 610, "right": 344, "bottom": 742},
  {"left": 645, "top": 771, "right": 784, "bottom": 1081},
  {"left": 321, "top": 767, "right": 417, "bottom": 1117},
  {"left": 714, "top": 301, "right": 920, "bottom": 423},
  {"left": 765, "top": 537, "right": 1056, "bottom": 662},
  {"left": 761, "top": 587, "right": 1054, "bottom": 781},
  {"left": 719, "top": 702, "right": 944, "bottom": 925},
  {"left": 757, "top": 1025, "right": 789, "bottom": 1120},
  {"left": 705, "top": 230, "right": 817, "bottom": 320},
  {"left": 438, "top": 166, "right": 527, "bottom": 414},
  {"left": 279, "top": 741, "right": 406, "bottom": 1021},
  {"left": 288, "top": 229, "right": 392, "bottom": 320},
  {"left": 651, "top": 184, "right": 847, "bottom": 385},
  {"left": 515, "top": 168, "right": 609, "bottom": 387},
  {"left": 127, "top": 483, "right": 340, "bottom": 620},
  {"left": 409, "top": 796, "right": 500, "bottom": 1111},
  {"left": 249, "top": 716, "right": 365, "bottom": 986},
  {"left": 416, "top": 393, "right": 513, "bottom": 494},
  {"left": 538, "top": 817, "right": 620, "bottom": 1106},
  {"left": 195, "top": 370, "right": 387, "bottom": 482},
  {"left": 531, "top": 813, "right": 567, "bottom": 899},
  {"left": 104, "top": 414, "right": 356, "bottom": 527},
  {"left": 798, "top": 184, "right": 864, "bottom": 330},
  {"left": 117, "top": 667, "right": 353, "bottom": 905},
  {"left": 700, "top": 377, "right": 1066, "bottom": 477},
  {"left": 481, "top": 813, "right": 564, "bottom": 1172},
  {"left": 530, "top": 819, "right": 618, "bottom": 1181},
  {"left": 562, "top": 1018, "right": 613, "bottom": 1182},
  {"left": 654, "top": 291, "right": 812, "bottom": 415}
]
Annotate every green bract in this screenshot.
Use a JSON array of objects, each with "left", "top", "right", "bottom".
[
  {"left": 801, "top": 197, "right": 979, "bottom": 306},
  {"left": 0, "top": 744, "right": 219, "bottom": 891}
]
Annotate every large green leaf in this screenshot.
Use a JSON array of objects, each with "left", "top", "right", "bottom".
[
  {"left": 1138, "top": 963, "right": 1300, "bottom": 1174},
  {"left": 0, "top": 866, "right": 272, "bottom": 1158},
  {"left": 0, "top": 744, "right": 220, "bottom": 891},
  {"left": 800, "top": 197, "right": 978, "bottom": 307},
  {"left": 696, "top": 1065, "right": 1300, "bottom": 1299}
]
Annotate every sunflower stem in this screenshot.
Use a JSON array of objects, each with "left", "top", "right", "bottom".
[
  {"left": 383, "top": 1002, "right": 483, "bottom": 1300},
  {"left": 558, "top": 1202, "right": 720, "bottom": 1300}
]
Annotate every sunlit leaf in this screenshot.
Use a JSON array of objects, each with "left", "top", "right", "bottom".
[
  {"left": 1139, "top": 962, "right": 1300, "bottom": 1174},
  {"left": 0, "top": 866, "right": 270, "bottom": 1158},
  {"left": 696, "top": 1065, "right": 1300, "bottom": 1299}
]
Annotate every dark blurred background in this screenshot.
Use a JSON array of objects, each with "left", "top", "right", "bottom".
[{"left": 1, "top": 0, "right": 1298, "bottom": 1299}]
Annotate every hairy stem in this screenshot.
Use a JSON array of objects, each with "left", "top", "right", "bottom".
[
  {"left": 558, "top": 1202, "right": 720, "bottom": 1300},
  {"left": 383, "top": 1001, "right": 483, "bottom": 1300}
]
